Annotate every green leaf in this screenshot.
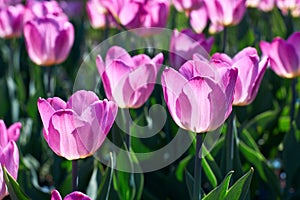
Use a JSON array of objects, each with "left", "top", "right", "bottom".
[
  {"left": 3, "top": 166, "right": 31, "bottom": 200},
  {"left": 203, "top": 168, "right": 254, "bottom": 200},
  {"left": 202, "top": 156, "right": 217, "bottom": 188},
  {"left": 184, "top": 169, "right": 194, "bottom": 199},
  {"left": 175, "top": 155, "right": 192, "bottom": 182},
  {"left": 225, "top": 168, "right": 254, "bottom": 200},
  {"left": 203, "top": 171, "right": 233, "bottom": 200}
]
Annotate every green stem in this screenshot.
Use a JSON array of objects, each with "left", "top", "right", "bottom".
[
  {"left": 72, "top": 160, "right": 78, "bottom": 191},
  {"left": 290, "top": 78, "right": 297, "bottom": 125},
  {"left": 225, "top": 112, "right": 235, "bottom": 173},
  {"left": 222, "top": 27, "right": 227, "bottom": 53},
  {"left": 193, "top": 133, "right": 203, "bottom": 200},
  {"left": 45, "top": 67, "right": 52, "bottom": 97}
]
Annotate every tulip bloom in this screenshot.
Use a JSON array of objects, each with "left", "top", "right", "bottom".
[
  {"left": 161, "top": 57, "right": 237, "bottom": 133},
  {"left": 24, "top": 0, "right": 68, "bottom": 23},
  {"left": 169, "top": 29, "right": 213, "bottom": 70},
  {"left": 51, "top": 190, "right": 91, "bottom": 200},
  {"left": 97, "top": 46, "right": 164, "bottom": 108},
  {"left": 211, "top": 47, "right": 268, "bottom": 106},
  {"left": 0, "top": 120, "right": 21, "bottom": 199},
  {"left": 189, "top": 5, "right": 208, "bottom": 33},
  {"left": 276, "top": 0, "right": 300, "bottom": 16},
  {"left": 204, "top": 0, "right": 246, "bottom": 33},
  {"left": 172, "top": 0, "right": 203, "bottom": 12},
  {"left": 260, "top": 32, "right": 300, "bottom": 78},
  {"left": 0, "top": 4, "right": 24, "bottom": 38},
  {"left": 37, "top": 90, "right": 118, "bottom": 160},
  {"left": 102, "top": 0, "right": 170, "bottom": 36},
  {"left": 246, "top": 0, "right": 275, "bottom": 12},
  {"left": 23, "top": 16, "right": 74, "bottom": 66}
]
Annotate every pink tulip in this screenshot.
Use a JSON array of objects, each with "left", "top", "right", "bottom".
[
  {"left": 102, "top": 0, "right": 170, "bottom": 36},
  {"left": 260, "top": 32, "right": 300, "bottom": 78},
  {"left": 172, "top": 0, "right": 203, "bottom": 12},
  {"left": 161, "top": 57, "right": 237, "bottom": 133},
  {"left": 276, "top": 0, "right": 300, "bottom": 16},
  {"left": 0, "top": 4, "right": 24, "bottom": 38},
  {"left": 23, "top": 16, "right": 74, "bottom": 66},
  {"left": 97, "top": 46, "right": 164, "bottom": 108},
  {"left": 51, "top": 190, "right": 91, "bottom": 200},
  {"left": 169, "top": 29, "right": 213, "bottom": 70},
  {"left": 37, "top": 90, "right": 118, "bottom": 160},
  {"left": 246, "top": 0, "right": 275, "bottom": 12},
  {"left": 211, "top": 47, "right": 268, "bottom": 106},
  {"left": 0, "top": 120, "right": 21, "bottom": 199},
  {"left": 204, "top": 0, "right": 246, "bottom": 33},
  {"left": 86, "top": 0, "right": 115, "bottom": 29},
  {"left": 24, "top": 0, "right": 68, "bottom": 23},
  {"left": 189, "top": 5, "right": 208, "bottom": 33},
  {"left": 0, "top": 0, "right": 21, "bottom": 7}
]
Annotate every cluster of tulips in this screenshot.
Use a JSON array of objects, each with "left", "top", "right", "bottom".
[{"left": 1, "top": 0, "right": 300, "bottom": 199}]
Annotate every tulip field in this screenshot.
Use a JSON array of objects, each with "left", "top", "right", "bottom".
[{"left": 1, "top": 0, "right": 300, "bottom": 200}]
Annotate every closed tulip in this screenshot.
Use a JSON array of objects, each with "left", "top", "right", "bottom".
[
  {"left": 172, "top": 0, "right": 203, "bottom": 12},
  {"left": 169, "top": 28, "right": 213, "bottom": 70},
  {"left": 0, "top": 4, "right": 24, "bottom": 38},
  {"left": 97, "top": 46, "right": 164, "bottom": 108},
  {"left": 0, "top": 120, "right": 21, "bottom": 199},
  {"left": 51, "top": 190, "right": 91, "bottom": 200},
  {"left": 23, "top": 16, "right": 74, "bottom": 66},
  {"left": 211, "top": 47, "right": 268, "bottom": 106},
  {"left": 161, "top": 57, "right": 237, "bottom": 133},
  {"left": 204, "top": 0, "right": 246, "bottom": 33},
  {"left": 260, "top": 32, "right": 300, "bottom": 78},
  {"left": 37, "top": 90, "right": 118, "bottom": 160}
]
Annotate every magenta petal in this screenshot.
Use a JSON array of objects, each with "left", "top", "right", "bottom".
[
  {"left": 0, "top": 120, "right": 8, "bottom": 149},
  {"left": 288, "top": 32, "right": 300, "bottom": 59},
  {"left": 54, "top": 22, "right": 74, "bottom": 64},
  {"left": 0, "top": 141, "right": 19, "bottom": 180},
  {"left": 277, "top": 40, "right": 299, "bottom": 77},
  {"left": 48, "top": 110, "right": 88, "bottom": 160},
  {"left": 190, "top": 6, "right": 208, "bottom": 33},
  {"left": 119, "top": 2, "right": 140, "bottom": 27},
  {"left": 37, "top": 98, "right": 56, "bottom": 140},
  {"left": 47, "top": 97, "right": 67, "bottom": 110},
  {"left": 96, "top": 55, "right": 105, "bottom": 76},
  {"left": 132, "top": 54, "right": 152, "bottom": 68},
  {"left": 0, "top": 166, "right": 8, "bottom": 200},
  {"left": 67, "top": 90, "right": 99, "bottom": 116},
  {"left": 259, "top": 40, "right": 271, "bottom": 56},
  {"left": 7, "top": 122, "right": 21, "bottom": 142},
  {"left": 151, "top": 52, "right": 164, "bottom": 72},
  {"left": 211, "top": 53, "right": 232, "bottom": 65},
  {"left": 232, "top": 47, "right": 258, "bottom": 62},
  {"left": 105, "top": 46, "right": 134, "bottom": 68},
  {"left": 64, "top": 191, "right": 92, "bottom": 200},
  {"left": 51, "top": 190, "right": 62, "bottom": 200}
]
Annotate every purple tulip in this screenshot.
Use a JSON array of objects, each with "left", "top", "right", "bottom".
[
  {"left": 37, "top": 90, "right": 118, "bottom": 160},
  {"left": 23, "top": 16, "right": 74, "bottom": 66},
  {"left": 204, "top": 0, "right": 246, "bottom": 33},
  {"left": 260, "top": 32, "right": 300, "bottom": 78},
  {"left": 0, "top": 120, "right": 21, "bottom": 199},
  {"left": 24, "top": 0, "right": 68, "bottom": 23},
  {"left": 169, "top": 29, "right": 213, "bottom": 70},
  {"left": 189, "top": 5, "right": 208, "bottom": 33},
  {"left": 172, "top": 0, "right": 203, "bottom": 12},
  {"left": 0, "top": 4, "right": 24, "bottom": 38},
  {"left": 161, "top": 57, "right": 237, "bottom": 133},
  {"left": 246, "top": 0, "right": 275, "bottom": 12},
  {"left": 51, "top": 190, "right": 91, "bottom": 200},
  {"left": 97, "top": 46, "right": 164, "bottom": 108},
  {"left": 211, "top": 47, "right": 268, "bottom": 106},
  {"left": 59, "top": 1, "right": 83, "bottom": 19}
]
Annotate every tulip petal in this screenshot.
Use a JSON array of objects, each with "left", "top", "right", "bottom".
[
  {"left": 0, "top": 141, "right": 19, "bottom": 180},
  {"left": 0, "top": 165, "right": 8, "bottom": 200},
  {"left": 288, "top": 32, "right": 300, "bottom": 59},
  {"left": 96, "top": 55, "right": 105, "bottom": 76},
  {"left": 277, "top": 39, "right": 298, "bottom": 77},
  {"left": 64, "top": 191, "right": 92, "bottom": 200},
  {"left": 67, "top": 90, "right": 99, "bottom": 116},
  {"left": 51, "top": 190, "right": 62, "bottom": 200},
  {"left": 7, "top": 122, "right": 21, "bottom": 142},
  {"left": 119, "top": 2, "right": 140, "bottom": 27},
  {"left": 132, "top": 54, "right": 152, "bottom": 68},
  {"left": 0, "top": 120, "right": 8, "bottom": 150},
  {"left": 54, "top": 22, "right": 74, "bottom": 64},
  {"left": 190, "top": 6, "right": 208, "bottom": 33},
  {"left": 105, "top": 46, "right": 134, "bottom": 68},
  {"left": 179, "top": 60, "right": 217, "bottom": 80},
  {"left": 48, "top": 110, "right": 89, "bottom": 160},
  {"left": 47, "top": 97, "right": 67, "bottom": 110},
  {"left": 232, "top": 47, "right": 258, "bottom": 62}
]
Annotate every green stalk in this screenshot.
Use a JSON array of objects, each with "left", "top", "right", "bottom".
[
  {"left": 72, "top": 159, "right": 78, "bottom": 191},
  {"left": 193, "top": 133, "right": 203, "bottom": 200}
]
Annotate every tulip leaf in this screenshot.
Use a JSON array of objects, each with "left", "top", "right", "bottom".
[
  {"left": 3, "top": 166, "right": 31, "bottom": 200},
  {"left": 203, "top": 168, "right": 253, "bottom": 200},
  {"left": 270, "top": 9, "right": 286, "bottom": 37},
  {"left": 175, "top": 154, "right": 192, "bottom": 182},
  {"left": 202, "top": 156, "right": 217, "bottom": 188},
  {"left": 184, "top": 169, "right": 194, "bottom": 199}
]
